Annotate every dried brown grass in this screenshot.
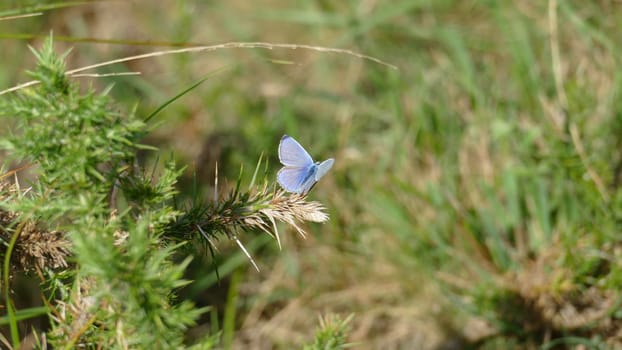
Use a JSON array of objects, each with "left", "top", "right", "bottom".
[
  {"left": 0, "top": 181, "right": 70, "bottom": 273},
  {"left": 232, "top": 232, "right": 450, "bottom": 350}
]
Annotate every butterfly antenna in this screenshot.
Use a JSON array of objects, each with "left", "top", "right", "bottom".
[{"left": 235, "top": 237, "right": 260, "bottom": 272}]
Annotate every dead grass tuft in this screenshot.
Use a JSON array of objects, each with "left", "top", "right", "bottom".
[{"left": 0, "top": 181, "right": 70, "bottom": 272}]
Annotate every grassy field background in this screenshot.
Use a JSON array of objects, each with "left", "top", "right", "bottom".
[{"left": 2, "top": 1, "right": 622, "bottom": 349}]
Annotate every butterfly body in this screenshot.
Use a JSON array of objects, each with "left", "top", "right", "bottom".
[{"left": 277, "top": 135, "right": 334, "bottom": 194}]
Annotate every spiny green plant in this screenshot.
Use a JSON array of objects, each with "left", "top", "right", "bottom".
[
  {"left": 303, "top": 314, "right": 354, "bottom": 350},
  {"left": 0, "top": 35, "right": 333, "bottom": 349},
  {"left": 0, "top": 35, "right": 200, "bottom": 349}
]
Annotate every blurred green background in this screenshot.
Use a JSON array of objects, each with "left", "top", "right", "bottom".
[{"left": 3, "top": 0, "right": 622, "bottom": 348}]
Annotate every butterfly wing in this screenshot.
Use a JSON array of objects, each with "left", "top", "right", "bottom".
[
  {"left": 315, "top": 158, "right": 334, "bottom": 181},
  {"left": 278, "top": 165, "right": 315, "bottom": 194},
  {"left": 298, "top": 165, "right": 319, "bottom": 194},
  {"left": 278, "top": 135, "right": 314, "bottom": 167}
]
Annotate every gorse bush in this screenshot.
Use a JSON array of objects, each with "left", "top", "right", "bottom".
[
  {"left": 0, "top": 36, "right": 202, "bottom": 349},
  {"left": 0, "top": 37, "right": 344, "bottom": 349}
]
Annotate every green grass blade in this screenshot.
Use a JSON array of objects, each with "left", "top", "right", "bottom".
[
  {"left": 3, "top": 220, "right": 28, "bottom": 349},
  {"left": 0, "top": 1, "right": 93, "bottom": 17},
  {"left": 145, "top": 66, "right": 231, "bottom": 123},
  {"left": 222, "top": 269, "right": 241, "bottom": 350},
  {"left": 0, "top": 306, "right": 49, "bottom": 325},
  {"left": 248, "top": 153, "right": 263, "bottom": 190}
]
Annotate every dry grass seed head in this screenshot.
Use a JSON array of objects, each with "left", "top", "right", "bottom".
[
  {"left": 0, "top": 181, "right": 70, "bottom": 272},
  {"left": 213, "top": 188, "right": 328, "bottom": 240}
]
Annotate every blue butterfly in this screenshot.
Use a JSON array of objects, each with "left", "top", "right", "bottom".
[{"left": 277, "top": 135, "right": 334, "bottom": 194}]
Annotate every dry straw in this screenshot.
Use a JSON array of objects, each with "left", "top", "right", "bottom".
[
  {"left": 0, "top": 181, "right": 70, "bottom": 272},
  {"left": 0, "top": 41, "right": 397, "bottom": 96}
]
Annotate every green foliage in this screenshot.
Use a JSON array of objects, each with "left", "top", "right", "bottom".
[
  {"left": 0, "top": 36, "right": 208, "bottom": 349},
  {"left": 0, "top": 34, "right": 334, "bottom": 349},
  {"left": 303, "top": 315, "right": 353, "bottom": 350},
  {"left": 356, "top": 1, "right": 622, "bottom": 346},
  {"left": 4, "top": 44, "right": 143, "bottom": 200}
]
